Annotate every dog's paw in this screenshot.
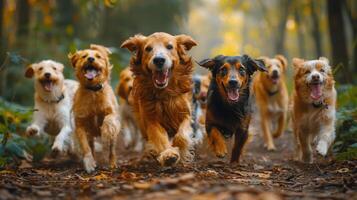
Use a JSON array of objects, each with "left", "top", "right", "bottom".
[
  {"left": 316, "top": 140, "right": 328, "bottom": 156},
  {"left": 51, "top": 137, "right": 68, "bottom": 153},
  {"left": 212, "top": 143, "right": 227, "bottom": 158},
  {"left": 301, "top": 153, "right": 313, "bottom": 164},
  {"left": 26, "top": 125, "right": 40, "bottom": 136},
  {"left": 83, "top": 154, "right": 97, "bottom": 173},
  {"left": 157, "top": 147, "right": 180, "bottom": 166}
]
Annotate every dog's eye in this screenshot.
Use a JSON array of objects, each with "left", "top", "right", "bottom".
[
  {"left": 239, "top": 68, "right": 246, "bottom": 76},
  {"left": 96, "top": 55, "right": 101, "bottom": 59},
  {"left": 39, "top": 67, "right": 43, "bottom": 71},
  {"left": 52, "top": 67, "right": 56, "bottom": 70},
  {"left": 166, "top": 44, "right": 173, "bottom": 50},
  {"left": 145, "top": 46, "right": 152, "bottom": 52},
  {"left": 82, "top": 55, "right": 86, "bottom": 59},
  {"left": 220, "top": 67, "right": 227, "bottom": 76},
  {"left": 320, "top": 68, "right": 325, "bottom": 73},
  {"left": 304, "top": 70, "right": 310, "bottom": 74}
]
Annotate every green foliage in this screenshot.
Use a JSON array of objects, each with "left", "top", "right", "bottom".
[
  {"left": 0, "top": 98, "right": 51, "bottom": 168},
  {"left": 333, "top": 85, "right": 357, "bottom": 160}
]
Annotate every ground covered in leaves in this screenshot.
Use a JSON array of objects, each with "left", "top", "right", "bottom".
[{"left": 0, "top": 132, "right": 356, "bottom": 200}]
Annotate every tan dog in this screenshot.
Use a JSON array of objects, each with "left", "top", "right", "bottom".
[
  {"left": 68, "top": 44, "right": 120, "bottom": 173},
  {"left": 292, "top": 57, "right": 336, "bottom": 163},
  {"left": 25, "top": 60, "right": 78, "bottom": 154},
  {"left": 192, "top": 73, "right": 211, "bottom": 144},
  {"left": 121, "top": 32, "right": 197, "bottom": 166},
  {"left": 250, "top": 55, "right": 289, "bottom": 150},
  {"left": 116, "top": 67, "right": 143, "bottom": 152}
]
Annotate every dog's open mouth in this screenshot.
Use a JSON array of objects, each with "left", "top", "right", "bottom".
[
  {"left": 226, "top": 87, "right": 239, "bottom": 102},
  {"left": 40, "top": 79, "right": 54, "bottom": 92},
  {"left": 84, "top": 65, "right": 100, "bottom": 81},
  {"left": 152, "top": 69, "right": 170, "bottom": 89},
  {"left": 270, "top": 76, "right": 279, "bottom": 84},
  {"left": 310, "top": 82, "right": 323, "bottom": 100}
]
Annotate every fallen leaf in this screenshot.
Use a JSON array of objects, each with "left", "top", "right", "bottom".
[
  {"left": 93, "top": 173, "right": 108, "bottom": 181},
  {"left": 336, "top": 168, "right": 349, "bottom": 173},
  {"left": 133, "top": 182, "right": 152, "bottom": 190}
]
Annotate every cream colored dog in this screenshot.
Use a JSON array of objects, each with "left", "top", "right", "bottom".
[{"left": 25, "top": 60, "right": 78, "bottom": 153}]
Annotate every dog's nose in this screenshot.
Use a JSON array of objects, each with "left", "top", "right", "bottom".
[
  {"left": 272, "top": 70, "right": 279, "bottom": 78},
  {"left": 228, "top": 79, "right": 238, "bottom": 87},
  {"left": 44, "top": 73, "right": 51, "bottom": 78},
  {"left": 153, "top": 57, "right": 166, "bottom": 68},
  {"left": 88, "top": 57, "right": 95, "bottom": 63},
  {"left": 312, "top": 74, "right": 320, "bottom": 81}
]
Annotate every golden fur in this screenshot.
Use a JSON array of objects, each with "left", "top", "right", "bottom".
[
  {"left": 292, "top": 57, "right": 336, "bottom": 163},
  {"left": 121, "top": 32, "right": 197, "bottom": 166},
  {"left": 251, "top": 55, "right": 289, "bottom": 150},
  {"left": 68, "top": 44, "right": 120, "bottom": 173}
]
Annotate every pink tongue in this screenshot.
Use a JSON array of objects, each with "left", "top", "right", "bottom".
[
  {"left": 44, "top": 82, "right": 53, "bottom": 92},
  {"left": 227, "top": 89, "right": 239, "bottom": 101},
  {"left": 84, "top": 70, "right": 98, "bottom": 80},
  {"left": 154, "top": 70, "right": 168, "bottom": 84},
  {"left": 310, "top": 84, "right": 322, "bottom": 100},
  {"left": 272, "top": 78, "right": 278, "bottom": 84}
]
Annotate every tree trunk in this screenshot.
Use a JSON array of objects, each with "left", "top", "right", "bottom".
[
  {"left": 294, "top": 6, "right": 305, "bottom": 58},
  {"left": 17, "top": 0, "right": 30, "bottom": 37},
  {"left": 310, "top": 0, "right": 323, "bottom": 57},
  {"left": 0, "top": 0, "right": 5, "bottom": 64},
  {"left": 275, "top": 0, "right": 292, "bottom": 54},
  {"left": 327, "top": 0, "right": 351, "bottom": 83},
  {"left": 343, "top": 0, "right": 357, "bottom": 74}
]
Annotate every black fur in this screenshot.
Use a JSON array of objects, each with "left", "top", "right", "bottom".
[{"left": 199, "top": 55, "right": 266, "bottom": 163}]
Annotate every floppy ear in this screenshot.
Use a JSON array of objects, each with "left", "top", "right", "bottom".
[
  {"left": 68, "top": 51, "right": 81, "bottom": 68},
  {"left": 243, "top": 54, "right": 267, "bottom": 75},
  {"left": 25, "top": 64, "right": 35, "bottom": 78},
  {"left": 120, "top": 35, "right": 146, "bottom": 53},
  {"left": 275, "top": 55, "right": 288, "bottom": 71},
  {"left": 197, "top": 58, "right": 215, "bottom": 70},
  {"left": 319, "top": 57, "right": 329, "bottom": 65},
  {"left": 175, "top": 34, "right": 197, "bottom": 51},
  {"left": 90, "top": 44, "right": 112, "bottom": 56},
  {"left": 292, "top": 58, "right": 304, "bottom": 70}
]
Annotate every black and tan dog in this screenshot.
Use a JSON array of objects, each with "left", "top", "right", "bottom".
[{"left": 198, "top": 55, "right": 266, "bottom": 163}]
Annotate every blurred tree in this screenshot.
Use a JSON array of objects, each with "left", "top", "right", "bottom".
[
  {"left": 327, "top": 0, "right": 351, "bottom": 82},
  {"left": 294, "top": 2, "right": 305, "bottom": 58},
  {"left": 310, "top": 0, "right": 322, "bottom": 57},
  {"left": 344, "top": 0, "right": 357, "bottom": 73},
  {"left": 275, "top": 0, "right": 292, "bottom": 54},
  {"left": 17, "top": 0, "right": 30, "bottom": 37},
  {"left": 0, "top": 0, "right": 5, "bottom": 63}
]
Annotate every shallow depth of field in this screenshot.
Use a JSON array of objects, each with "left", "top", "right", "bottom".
[{"left": 0, "top": 0, "right": 356, "bottom": 199}]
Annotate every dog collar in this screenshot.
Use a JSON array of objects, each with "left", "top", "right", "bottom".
[
  {"left": 86, "top": 84, "right": 103, "bottom": 92},
  {"left": 44, "top": 94, "right": 64, "bottom": 104},
  {"left": 312, "top": 101, "right": 329, "bottom": 109}
]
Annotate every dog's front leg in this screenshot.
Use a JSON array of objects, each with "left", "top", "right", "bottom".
[
  {"left": 273, "top": 111, "right": 287, "bottom": 139},
  {"left": 172, "top": 117, "right": 194, "bottom": 163},
  {"left": 101, "top": 113, "right": 120, "bottom": 169},
  {"left": 76, "top": 118, "right": 96, "bottom": 173},
  {"left": 145, "top": 122, "right": 177, "bottom": 166},
  {"left": 207, "top": 127, "right": 227, "bottom": 158},
  {"left": 316, "top": 121, "right": 336, "bottom": 156},
  {"left": 260, "top": 110, "right": 276, "bottom": 151},
  {"left": 26, "top": 111, "right": 47, "bottom": 136},
  {"left": 52, "top": 124, "right": 72, "bottom": 153}
]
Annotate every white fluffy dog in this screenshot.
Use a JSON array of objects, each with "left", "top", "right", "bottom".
[{"left": 25, "top": 60, "right": 78, "bottom": 153}]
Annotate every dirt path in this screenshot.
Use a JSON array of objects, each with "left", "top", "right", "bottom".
[{"left": 0, "top": 131, "right": 356, "bottom": 200}]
